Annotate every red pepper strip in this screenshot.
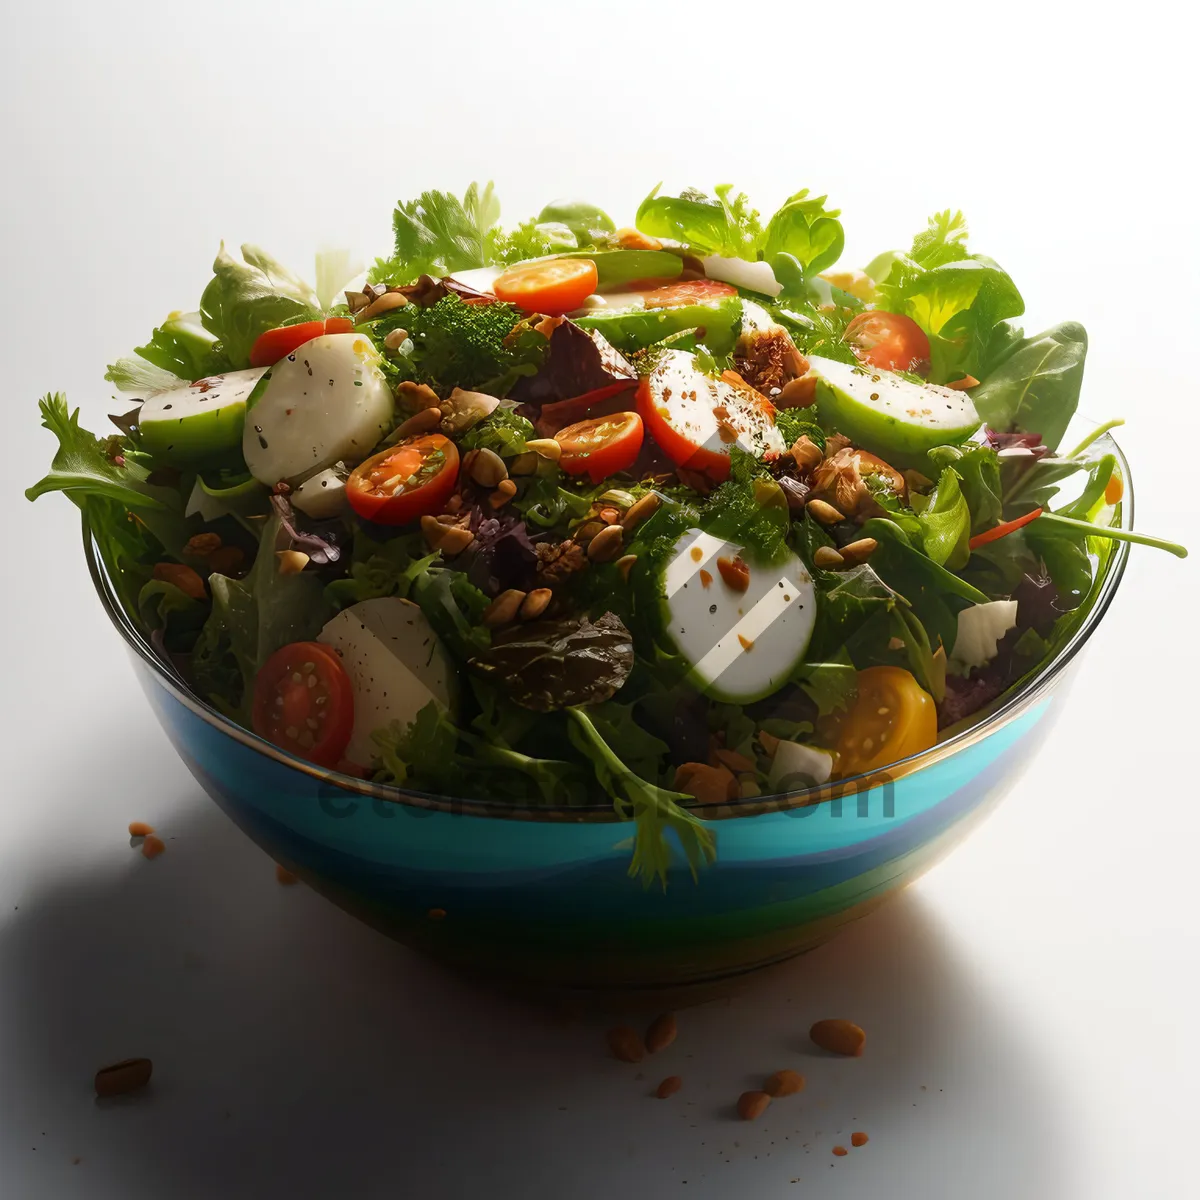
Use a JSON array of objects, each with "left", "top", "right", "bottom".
[
  {"left": 535, "top": 380, "right": 638, "bottom": 438},
  {"left": 968, "top": 506, "right": 1044, "bottom": 551}
]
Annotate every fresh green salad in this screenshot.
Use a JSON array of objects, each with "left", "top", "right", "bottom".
[{"left": 28, "top": 182, "right": 1186, "bottom": 886}]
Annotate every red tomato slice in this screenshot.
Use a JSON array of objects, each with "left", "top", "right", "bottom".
[
  {"left": 252, "top": 641, "right": 354, "bottom": 766},
  {"left": 637, "top": 350, "right": 785, "bottom": 483},
  {"left": 249, "top": 318, "right": 356, "bottom": 368},
  {"left": 843, "top": 311, "right": 931, "bottom": 375},
  {"left": 346, "top": 434, "right": 459, "bottom": 526},
  {"left": 493, "top": 258, "right": 598, "bottom": 315},
  {"left": 556, "top": 411, "right": 644, "bottom": 483},
  {"left": 638, "top": 279, "right": 737, "bottom": 309},
  {"left": 535, "top": 380, "right": 638, "bottom": 438}
]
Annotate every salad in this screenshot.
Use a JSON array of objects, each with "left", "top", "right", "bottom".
[{"left": 27, "top": 182, "right": 1187, "bottom": 887}]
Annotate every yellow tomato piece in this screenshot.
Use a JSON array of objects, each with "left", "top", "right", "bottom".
[{"left": 835, "top": 666, "right": 937, "bottom": 777}]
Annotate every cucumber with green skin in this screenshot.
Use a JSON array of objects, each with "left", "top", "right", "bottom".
[
  {"left": 138, "top": 366, "right": 268, "bottom": 466},
  {"left": 563, "top": 249, "right": 684, "bottom": 287},
  {"left": 808, "top": 354, "right": 981, "bottom": 466},
  {"left": 576, "top": 294, "right": 743, "bottom": 355}
]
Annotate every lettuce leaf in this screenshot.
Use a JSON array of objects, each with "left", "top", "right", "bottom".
[
  {"left": 634, "top": 184, "right": 844, "bottom": 280},
  {"left": 918, "top": 467, "right": 972, "bottom": 569},
  {"left": 875, "top": 211, "right": 1024, "bottom": 382},
  {"left": 106, "top": 311, "right": 229, "bottom": 393},
  {"left": 199, "top": 243, "right": 320, "bottom": 369}
]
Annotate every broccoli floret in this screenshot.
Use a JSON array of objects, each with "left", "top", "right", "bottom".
[{"left": 380, "top": 295, "right": 546, "bottom": 395}]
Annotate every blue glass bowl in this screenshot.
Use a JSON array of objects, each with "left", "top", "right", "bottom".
[{"left": 86, "top": 437, "right": 1133, "bottom": 992}]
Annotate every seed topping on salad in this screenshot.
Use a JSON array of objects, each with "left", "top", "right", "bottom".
[{"left": 27, "top": 182, "right": 1187, "bottom": 887}]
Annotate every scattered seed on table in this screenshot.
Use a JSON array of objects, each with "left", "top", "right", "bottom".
[
  {"left": 606, "top": 1027, "right": 646, "bottom": 1063},
  {"left": 141, "top": 835, "right": 166, "bottom": 860},
  {"left": 809, "top": 1018, "right": 865, "bottom": 1056},
  {"left": 645, "top": 1012, "right": 678, "bottom": 1054},
  {"left": 275, "top": 864, "right": 298, "bottom": 885},
  {"left": 737, "top": 1091, "right": 771, "bottom": 1121},
  {"left": 427, "top": 907, "right": 447, "bottom": 920},
  {"left": 94, "top": 1058, "right": 152, "bottom": 1098},
  {"left": 851, "top": 1131, "right": 869, "bottom": 1147},
  {"left": 764, "top": 1069, "right": 805, "bottom": 1097},
  {"left": 656, "top": 1075, "right": 683, "bottom": 1099},
  {"left": 832, "top": 1145, "right": 848, "bottom": 1157},
  {"left": 127, "top": 822, "right": 154, "bottom": 838}
]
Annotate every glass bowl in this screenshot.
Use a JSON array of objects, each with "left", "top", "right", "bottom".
[{"left": 84, "top": 435, "right": 1132, "bottom": 992}]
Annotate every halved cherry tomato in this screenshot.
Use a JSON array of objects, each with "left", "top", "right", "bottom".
[
  {"left": 493, "top": 258, "right": 598, "bottom": 315},
  {"left": 556, "top": 411, "right": 644, "bottom": 483},
  {"left": 637, "top": 349, "right": 785, "bottom": 483},
  {"left": 536, "top": 380, "right": 638, "bottom": 438},
  {"left": 248, "top": 317, "right": 356, "bottom": 368},
  {"left": 843, "top": 311, "right": 931, "bottom": 375},
  {"left": 252, "top": 641, "right": 354, "bottom": 766},
  {"left": 833, "top": 666, "right": 937, "bottom": 778},
  {"left": 346, "top": 434, "right": 459, "bottom": 526},
  {"left": 638, "top": 279, "right": 737, "bottom": 309}
]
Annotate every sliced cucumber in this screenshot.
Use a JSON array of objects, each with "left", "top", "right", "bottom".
[
  {"left": 657, "top": 528, "right": 816, "bottom": 704},
  {"left": 318, "top": 597, "right": 457, "bottom": 769},
  {"left": 138, "top": 366, "right": 268, "bottom": 466},
  {"left": 243, "top": 333, "right": 393, "bottom": 486},
  {"left": 808, "top": 354, "right": 980, "bottom": 465},
  {"left": 576, "top": 294, "right": 743, "bottom": 355}
]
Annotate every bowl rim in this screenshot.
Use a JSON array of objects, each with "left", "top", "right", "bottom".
[{"left": 85, "top": 431, "right": 1133, "bottom": 824}]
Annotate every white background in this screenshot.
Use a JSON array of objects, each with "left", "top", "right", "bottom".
[{"left": 2, "top": 2, "right": 1197, "bottom": 1196}]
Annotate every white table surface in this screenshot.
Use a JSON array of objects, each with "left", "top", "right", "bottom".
[{"left": 2, "top": 2, "right": 1197, "bottom": 1196}]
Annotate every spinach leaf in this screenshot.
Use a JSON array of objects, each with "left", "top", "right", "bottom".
[
  {"left": 762, "top": 190, "right": 845, "bottom": 278},
  {"left": 918, "top": 468, "right": 971, "bottom": 569},
  {"left": 971, "top": 321, "right": 1088, "bottom": 451},
  {"left": 1023, "top": 517, "right": 1093, "bottom": 608},
  {"left": 469, "top": 612, "right": 635, "bottom": 712},
  {"left": 927, "top": 443, "right": 1002, "bottom": 533},
  {"left": 860, "top": 518, "right": 986, "bottom": 654},
  {"left": 1057, "top": 453, "right": 1115, "bottom": 520}
]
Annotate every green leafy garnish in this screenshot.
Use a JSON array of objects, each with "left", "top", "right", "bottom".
[
  {"left": 384, "top": 294, "right": 546, "bottom": 394},
  {"left": 198, "top": 243, "right": 320, "bottom": 369},
  {"left": 918, "top": 468, "right": 972, "bottom": 569},
  {"left": 192, "top": 517, "right": 332, "bottom": 718},
  {"left": 703, "top": 446, "right": 790, "bottom": 564},
  {"left": 971, "top": 322, "right": 1088, "bottom": 451},
  {"left": 635, "top": 184, "right": 844, "bottom": 282},
  {"left": 874, "top": 211, "right": 1024, "bottom": 383},
  {"left": 567, "top": 706, "right": 716, "bottom": 889}
]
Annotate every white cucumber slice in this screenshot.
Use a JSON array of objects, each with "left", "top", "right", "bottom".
[
  {"left": 658, "top": 528, "right": 816, "bottom": 703},
  {"left": 243, "top": 333, "right": 393, "bottom": 486}
]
